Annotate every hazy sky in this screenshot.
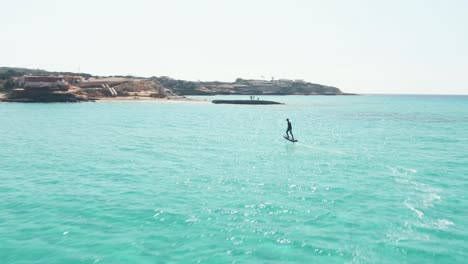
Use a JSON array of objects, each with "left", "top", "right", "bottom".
[{"left": 1, "top": 0, "right": 467, "bottom": 94}]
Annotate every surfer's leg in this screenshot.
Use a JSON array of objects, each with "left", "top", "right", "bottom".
[{"left": 290, "top": 131, "right": 294, "bottom": 139}]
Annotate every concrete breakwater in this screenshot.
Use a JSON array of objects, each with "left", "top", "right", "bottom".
[{"left": 212, "top": 99, "right": 283, "bottom": 105}]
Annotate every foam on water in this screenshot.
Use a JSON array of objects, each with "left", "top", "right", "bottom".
[{"left": 1, "top": 95, "right": 467, "bottom": 263}]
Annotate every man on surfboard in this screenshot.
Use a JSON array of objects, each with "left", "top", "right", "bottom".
[{"left": 286, "top": 118, "right": 294, "bottom": 140}]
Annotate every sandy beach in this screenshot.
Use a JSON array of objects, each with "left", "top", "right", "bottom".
[
  {"left": 94, "top": 96, "right": 208, "bottom": 103},
  {"left": 0, "top": 93, "right": 209, "bottom": 103}
]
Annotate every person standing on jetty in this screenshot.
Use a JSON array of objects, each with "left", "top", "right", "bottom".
[{"left": 286, "top": 118, "right": 294, "bottom": 139}]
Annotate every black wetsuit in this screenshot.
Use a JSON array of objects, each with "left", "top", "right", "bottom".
[{"left": 286, "top": 120, "right": 294, "bottom": 138}]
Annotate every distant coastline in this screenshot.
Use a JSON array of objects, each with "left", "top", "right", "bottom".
[{"left": 0, "top": 67, "right": 355, "bottom": 103}]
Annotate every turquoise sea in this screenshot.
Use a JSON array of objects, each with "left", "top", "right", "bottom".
[{"left": 1, "top": 95, "right": 467, "bottom": 263}]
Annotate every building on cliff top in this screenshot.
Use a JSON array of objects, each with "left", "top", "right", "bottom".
[{"left": 23, "top": 75, "right": 70, "bottom": 91}]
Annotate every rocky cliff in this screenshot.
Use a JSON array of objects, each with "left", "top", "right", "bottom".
[{"left": 153, "top": 77, "right": 351, "bottom": 96}]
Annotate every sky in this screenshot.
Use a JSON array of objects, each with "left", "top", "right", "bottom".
[{"left": 1, "top": 0, "right": 467, "bottom": 94}]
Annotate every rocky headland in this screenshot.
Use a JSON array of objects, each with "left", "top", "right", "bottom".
[{"left": 153, "top": 77, "right": 353, "bottom": 96}]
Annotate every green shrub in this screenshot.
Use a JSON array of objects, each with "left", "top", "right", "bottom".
[{"left": 3, "top": 79, "right": 16, "bottom": 91}]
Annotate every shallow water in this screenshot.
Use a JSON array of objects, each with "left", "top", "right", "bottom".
[{"left": 1, "top": 95, "right": 467, "bottom": 263}]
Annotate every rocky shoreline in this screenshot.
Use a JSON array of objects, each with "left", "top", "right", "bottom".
[
  {"left": 0, "top": 93, "right": 205, "bottom": 103},
  {"left": 2, "top": 90, "right": 93, "bottom": 103}
]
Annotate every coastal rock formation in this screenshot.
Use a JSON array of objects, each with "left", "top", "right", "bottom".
[
  {"left": 4, "top": 88, "right": 92, "bottom": 102},
  {"left": 2, "top": 75, "right": 93, "bottom": 102},
  {"left": 76, "top": 78, "right": 166, "bottom": 98},
  {"left": 153, "top": 77, "right": 351, "bottom": 96}
]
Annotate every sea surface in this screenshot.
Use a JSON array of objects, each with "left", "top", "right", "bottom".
[{"left": 1, "top": 95, "right": 467, "bottom": 263}]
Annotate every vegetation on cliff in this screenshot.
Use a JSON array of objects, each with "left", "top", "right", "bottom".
[{"left": 0, "top": 67, "right": 92, "bottom": 79}]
